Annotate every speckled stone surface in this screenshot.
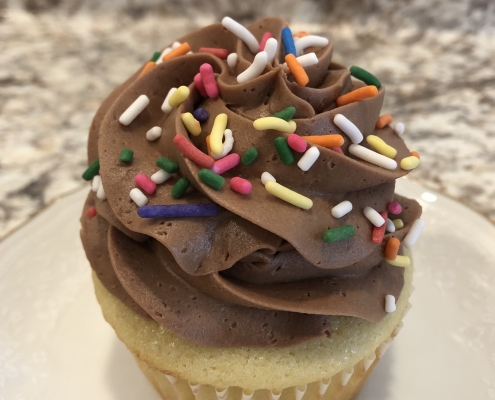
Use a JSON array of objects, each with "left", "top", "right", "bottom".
[{"left": 1, "top": 1, "right": 494, "bottom": 238}]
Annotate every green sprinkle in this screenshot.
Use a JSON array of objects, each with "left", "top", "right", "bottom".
[
  {"left": 272, "top": 106, "right": 296, "bottom": 121},
  {"left": 171, "top": 178, "right": 190, "bottom": 198},
  {"left": 322, "top": 225, "right": 356, "bottom": 243},
  {"left": 156, "top": 157, "right": 179, "bottom": 174},
  {"left": 120, "top": 149, "right": 134, "bottom": 162},
  {"left": 150, "top": 51, "right": 161, "bottom": 62},
  {"left": 349, "top": 66, "right": 381, "bottom": 89},
  {"left": 241, "top": 147, "right": 258, "bottom": 165},
  {"left": 82, "top": 158, "right": 100, "bottom": 181},
  {"left": 198, "top": 169, "right": 224, "bottom": 190},
  {"left": 274, "top": 137, "right": 294, "bottom": 165}
]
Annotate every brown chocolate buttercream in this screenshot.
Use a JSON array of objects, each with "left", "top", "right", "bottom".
[{"left": 80, "top": 17, "right": 422, "bottom": 347}]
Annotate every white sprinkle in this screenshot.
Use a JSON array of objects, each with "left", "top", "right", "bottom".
[
  {"left": 385, "top": 294, "right": 396, "bottom": 313},
  {"left": 130, "top": 188, "right": 148, "bottom": 207},
  {"left": 282, "top": 52, "right": 318, "bottom": 68},
  {"left": 91, "top": 175, "right": 101, "bottom": 192},
  {"left": 331, "top": 200, "right": 352, "bottom": 218},
  {"left": 394, "top": 122, "right": 405, "bottom": 135},
  {"left": 172, "top": 41, "right": 181, "bottom": 49},
  {"left": 161, "top": 87, "right": 177, "bottom": 113},
  {"left": 385, "top": 218, "right": 396, "bottom": 233},
  {"left": 318, "top": 378, "right": 331, "bottom": 396},
  {"left": 295, "top": 35, "right": 329, "bottom": 56},
  {"left": 264, "top": 38, "right": 278, "bottom": 64},
  {"left": 363, "top": 353, "right": 376, "bottom": 372},
  {"left": 146, "top": 126, "right": 162, "bottom": 141},
  {"left": 297, "top": 146, "right": 320, "bottom": 171},
  {"left": 237, "top": 51, "right": 268, "bottom": 83},
  {"left": 403, "top": 218, "right": 425, "bottom": 248},
  {"left": 96, "top": 180, "right": 106, "bottom": 200},
  {"left": 151, "top": 169, "right": 172, "bottom": 184},
  {"left": 348, "top": 144, "right": 398, "bottom": 170},
  {"left": 295, "top": 385, "right": 307, "bottom": 400},
  {"left": 227, "top": 53, "right": 238, "bottom": 68},
  {"left": 377, "top": 338, "right": 393, "bottom": 358},
  {"left": 119, "top": 95, "right": 150, "bottom": 126},
  {"left": 364, "top": 206, "right": 385, "bottom": 227},
  {"left": 261, "top": 172, "right": 276, "bottom": 185},
  {"left": 222, "top": 16, "right": 259, "bottom": 53},
  {"left": 186, "top": 51, "right": 193, "bottom": 55},
  {"left": 211, "top": 129, "right": 234, "bottom": 160},
  {"left": 340, "top": 367, "right": 354, "bottom": 386},
  {"left": 334, "top": 114, "right": 363, "bottom": 144},
  {"left": 156, "top": 47, "right": 172, "bottom": 64}
]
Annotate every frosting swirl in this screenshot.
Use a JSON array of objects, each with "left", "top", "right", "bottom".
[{"left": 81, "top": 17, "right": 422, "bottom": 347}]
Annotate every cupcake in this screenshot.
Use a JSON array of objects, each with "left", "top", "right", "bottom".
[{"left": 80, "top": 16, "right": 424, "bottom": 400}]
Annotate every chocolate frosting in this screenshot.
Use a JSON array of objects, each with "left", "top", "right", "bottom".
[{"left": 80, "top": 17, "right": 422, "bottom": 348}]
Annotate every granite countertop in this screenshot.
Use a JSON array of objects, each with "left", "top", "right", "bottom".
[{"left": 1, "top": 1, "right": 494, "bottom": 238}]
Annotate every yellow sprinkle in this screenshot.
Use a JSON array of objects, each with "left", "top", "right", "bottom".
[
  {"left": 366, "top": 135, "right": 397, "bottom": 158},
  {"left": 181, "top": 112, "right": 201, "bottom": 136},
  {"left": 393, "top": 219, "right": 404, "bottom": 229},
  {"left": 400, "top": 155, "right": 420, "bottom": 170},
  {"left": 168, "top": 86, "right": 190, "bottom": 107},
  {"left": 210, "top": 113, "right": 228, "bottom": 156},
  {"left": 265, "top": 181, "right": 313, "bottom": 210},
  {"left": 253, "top": 117, "right": 297, "bottom": 133},
  {"left": 386, "top": 255, "right": 410, "bottom": 267}
]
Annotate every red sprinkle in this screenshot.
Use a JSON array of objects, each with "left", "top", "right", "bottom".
[
  {"left": 287, "top": 133, "right": 308, "bottom": 153},
  {"left": 135, "top": 174, "right": 157, "bottom": 195},
  {"left": 387, "top": 201, "right": 402, "bottom": 215},
  {"left": 230, "top": 177, "right": 252, "bottom": 194},
  {"left": 173, "top": 134, "right": 214, "bottom": 168},
  {"left": 194, "top": 73, "right": 207, "bottom": 97},
  {"left": 199, "top": 47, "right": 229, "bottom": 59},
  {"left": 330, "top": 146, "right": 344, "bottom": 154},
  {"left": 199, "top": 63, "right": 219, "bottom": 98},
  {"left": 259, "top": 32, "right": 274, "bottom": 51},
  {"left": 211, "top": 153, "right": 240, "bottom": 174},
  {"left": 372, "top": 211, "right": 387, "bottom": 244},
  {"left": 86, "top": 206, "right": 97, "bottom": 219}
]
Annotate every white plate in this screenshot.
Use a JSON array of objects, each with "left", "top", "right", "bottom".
[{"left": 1, "top": 178, "right": 494, "bottom": 399}]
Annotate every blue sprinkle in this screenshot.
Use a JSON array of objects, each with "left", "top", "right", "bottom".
[
  {"left": 138, "top": 203, "right": 219, "bottom": 219},
  {"left": 193, "top": 108, "right": 209, "bottom": 122},
  {"left": 281, "top": 27, "right": 296, "bottom": 57}
]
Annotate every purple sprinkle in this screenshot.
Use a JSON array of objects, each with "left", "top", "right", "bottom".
[
  {"left": 138, "top": 203, "right": 219, "bottom": 218},
  {"left": 387, "top": 201, "right": 402, "bottom": 215},
  {"left": 193, "top": 108, "right": 209, "bottom": 122}
]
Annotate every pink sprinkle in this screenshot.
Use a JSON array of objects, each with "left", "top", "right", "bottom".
[
  {"left": 199, "top": 47, "right": 229, "bottom": 60},
  {"left": 86, "top": 206, "right": 97, "bottom": 219},
  {"left": 211, "top": 153, "right": 240, "bottom": 174},
  {"left": 259, "top": 32, "right": 274, "bottom": 52},
  {"left": 387, "top": 201, "right": 402, "bottom": 215},
  {"left": 330, "top": 146, "right": 344, "bottom": 154},
  {"left": 194, "top": 73, "right": 207, "bottom": 97},
  {"left": 372, "top": 211, "right": 387, "bottom": 244},
  {"left": 230, "top": 177, "right": 252, "bottom": 194},
  {"left": 287, "top": 133, "right": 307, "bottom": 153},
  {"left": 135, "top": 174, "right": 157, "bottom": 195},
  {"left": 173, "top": 134, "right": 214, "bottom": 168},
  {"left": 199, "top": 63, "right": 219, "bottom": 98}
]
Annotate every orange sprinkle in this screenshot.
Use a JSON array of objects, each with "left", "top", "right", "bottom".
[
  {"left": 162, "top": 42, "right": 191, "bottom": 61},
  {"left": 138, "top": 61, "right": 156, "bottom": 77},
  {"left": 285, "top": 54, "right": 309, "bottom": 86},
  {"left": 300, "top": 134, "right": 344, "bottom": 147},
  {"left": 385, "top": 237, "right": 401, "bottom": 260},
  {"left": 293, "top": 31, "right": 310, "bottom": 38},
  {"left": 411, "top": 151, "right": 421, "bottom": 159},
  {"left": 206, "top": 135, "right": 212, "bottom": 157},
  {"left": 336, "top": 86, "right": 378, "bottom": 107},
  {"left": 375, "top": 114, "right": 393, "bottom": 129}
]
